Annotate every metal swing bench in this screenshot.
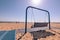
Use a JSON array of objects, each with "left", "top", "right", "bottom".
[
  {"left": 25, "top": 6, "right": 50, "bottom": 32},
  {"left": 17, "top": 6, "right": 51, "bottom": 40}
]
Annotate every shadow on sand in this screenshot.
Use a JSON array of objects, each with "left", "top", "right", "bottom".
[{"left": 30, "top": 30, "right": 55, "bottom": 40}]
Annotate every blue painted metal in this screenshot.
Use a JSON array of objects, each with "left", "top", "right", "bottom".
[{"left": 0, "top": 30, "right": 15, "bottom": 40}]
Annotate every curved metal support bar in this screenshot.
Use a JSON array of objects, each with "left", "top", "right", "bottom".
[{"left": 25, "top": 6, "right": 50, "bottom": 33}]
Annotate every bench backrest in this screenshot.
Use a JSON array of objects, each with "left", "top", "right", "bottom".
[{"left": 34, "top": 22, "right": 48, "bottom": 27}]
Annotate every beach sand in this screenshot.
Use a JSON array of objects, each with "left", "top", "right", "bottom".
[{"left": 0, "top": 22, "right": 60, "bottom": 40}]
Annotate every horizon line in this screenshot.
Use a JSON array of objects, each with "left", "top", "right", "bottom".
[{"left": 0, "top": 21, "right": 60, "bottom": 23}]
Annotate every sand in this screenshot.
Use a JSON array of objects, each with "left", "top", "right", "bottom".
[{"left": 0, "top": 22, "right": 60, "bottom": 40}]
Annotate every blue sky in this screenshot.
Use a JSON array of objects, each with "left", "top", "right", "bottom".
[{"left": 0, "top": 0, "right": 60, "bottom": 22}]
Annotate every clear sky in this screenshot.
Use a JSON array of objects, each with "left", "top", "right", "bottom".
[{"left": 0, "top": 0, "right": 60, "bottom": 22}]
